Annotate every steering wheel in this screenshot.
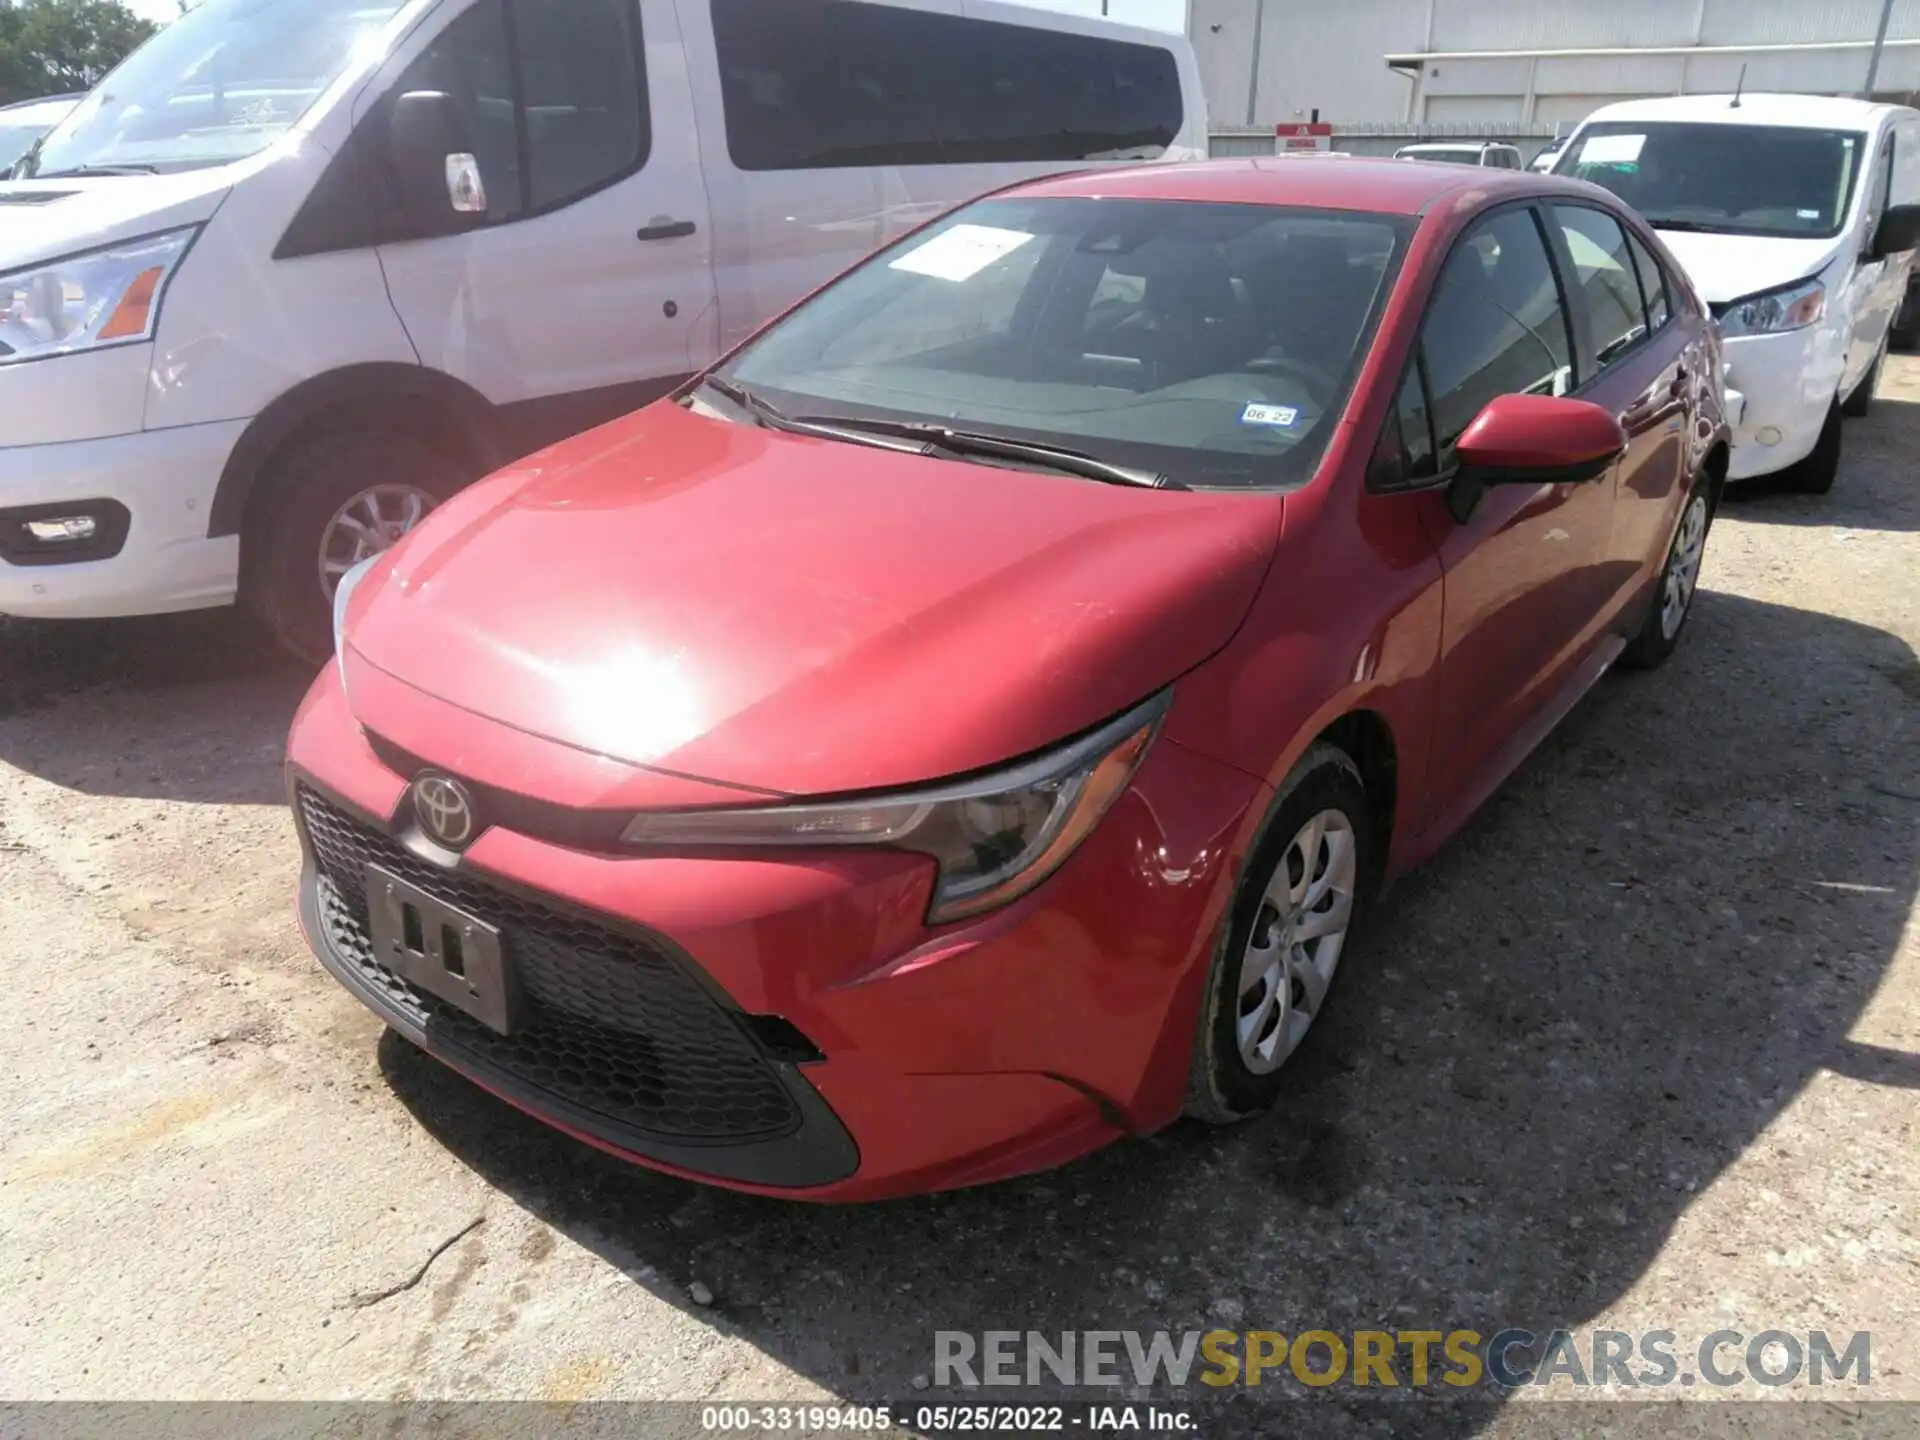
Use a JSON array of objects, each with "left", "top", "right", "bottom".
[{"left": 1245, "top": 355, "right": 1335, "bottom": 409}]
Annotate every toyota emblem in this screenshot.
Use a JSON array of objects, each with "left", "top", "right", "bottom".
[{"left": 412, "top": 773, "right": 477, "bottom": 849}]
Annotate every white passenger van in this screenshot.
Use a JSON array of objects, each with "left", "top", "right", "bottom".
[
  {"left": 1554, "top": 94, "right": 1920, "bottom": 494},
  {"left": 0, "top": 0, "right": 1206, "bottom": 655}
]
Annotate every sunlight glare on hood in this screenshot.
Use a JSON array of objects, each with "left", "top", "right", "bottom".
[{"left": 548, "top": 644, "right": 704, "bottom": 765}]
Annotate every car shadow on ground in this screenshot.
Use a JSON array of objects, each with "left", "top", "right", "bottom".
[
  {"left": 378, "top": 586, "right": 1920, "bottom": 1436},
  {"left": 0, "top": 609, "right": 311, "bottom": 806}
]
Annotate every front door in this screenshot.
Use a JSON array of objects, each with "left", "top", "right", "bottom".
[
  {"left": 1402, "top": 204, "right": 1620, "bottom": 833},
  {"left": 367, "top": 0, "right": 718, "bottom": 449}
]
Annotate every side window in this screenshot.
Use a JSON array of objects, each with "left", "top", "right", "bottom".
[
  {"left": 709, "top": 0, "right": 1182, "bottom": 171},
  {"left": 516, "top": 0, "right": 648, "bottom": 212},
  {"left": 1397, "top": 362, "right": 1437, "bottom": 481},
  {"left": 1624, "top": 231, "right": 1672, "bottom": 331},
  {"left": 1421, "top": 207, "right": 1577, "bottom": 455},
  {"left": 1551, "top": 204, "right": 1648, "bottom": 370},
  {"left": 383, "top": 0, "right": 646, "bottom": 224},
  {"left": 391, "top": 0, "right": 522, "bottom": 224}
]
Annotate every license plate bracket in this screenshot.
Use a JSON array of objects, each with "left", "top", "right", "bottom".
[{"left": 365, "top": 864, "right": 519, "bottom": 1034}]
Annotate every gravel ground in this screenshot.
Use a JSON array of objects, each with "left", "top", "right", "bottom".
[{"left": 1, "top": 361, "right": 1916, "bottom": 1437}]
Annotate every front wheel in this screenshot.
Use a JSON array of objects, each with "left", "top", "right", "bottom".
[
  {"left": 1620, "top": 470, "right": 1713, "bottom": 671},
  {"left": 1185, "top": 744, "right": 1373, "bottom": 1125},
  {"left": 245, "top": 428, "right": 468, "bottom": 662},
  {"left": 1781, "top": 403, "right": 1842, "bottom": 496}
]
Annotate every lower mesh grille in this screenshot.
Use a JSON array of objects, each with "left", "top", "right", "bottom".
[{"left": 297, "top": 786, "right": 801, "bottom": 1144}]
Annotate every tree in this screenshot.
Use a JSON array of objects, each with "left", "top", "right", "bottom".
[{"left": 0, "top": 0, "right": 157, "bottom": 106}]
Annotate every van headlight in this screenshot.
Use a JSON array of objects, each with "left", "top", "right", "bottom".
[
  {"left": 1717, "top": 276, "right": 1826, "bottom": 338},
  {"left": 622, "top": 693, "right": 1169, "bottom": 924},
  {"left": 0, "top": 227, "right": 198, "bottom": 365}
]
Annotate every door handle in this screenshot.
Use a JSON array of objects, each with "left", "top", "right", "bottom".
[{"left": 637, "top": 218, "right": 697, "bottom": 242}]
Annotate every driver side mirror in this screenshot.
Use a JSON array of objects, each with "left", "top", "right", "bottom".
[
  {"left": 388, "top": 90, "right": 486, "bottom": 232},
  {"left": 1446, "top": 393, "right": 1627, "bottom": 522},
  {"left": 1869, "top": 203, "right": 1920, "bottom": 260}
]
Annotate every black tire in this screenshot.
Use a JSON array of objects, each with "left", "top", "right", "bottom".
[
  {"left": 1890, "top": 300, "right": 1919, "bottom": 353},
  {"left": 1781, "top": 403, "right": 1842, "bottom": 496},
  {"left": 244, "top": 428, "right": 470, "bottom": 663},
  {"left": 1185, "top": 743, "right": 1374, "bottom": 1125},
  {"left": 1842, "top": 340, "right": 1884, "bottom": 418},
  {"left": 1620, "top": 468, "right": 1714, "bottom": 671}
]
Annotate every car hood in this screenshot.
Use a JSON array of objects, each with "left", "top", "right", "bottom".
[
  {"left": 1653, "top": 228, "right": 1841, "bottom": 307},
  {"left": 346, "top": 402, "right": 1283, "bottom": 798},
  {"left": 0, "top": 168, "right": 232, "bottom": 272}
]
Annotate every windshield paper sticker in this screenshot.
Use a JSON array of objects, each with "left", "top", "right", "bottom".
[
  {"left": 1580, "top": 134, "right": 1646, "bottom": 165},
  {"left": 890, "top": 225, "right": 1036, "bottom": 282},
  {"left": 1241, "top": 403, "right": 1301, "bottom": 429}
]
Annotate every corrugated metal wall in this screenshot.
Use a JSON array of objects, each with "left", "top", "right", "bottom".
[{"left": 1192, "top": 0, "right": 1920, "bottom": 132}]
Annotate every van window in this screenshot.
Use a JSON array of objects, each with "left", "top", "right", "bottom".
[
  {"left": 709, "top": 0, "right": 1182, "bottom": 171},
  {"left": 1551, "top": 204, "right": 1649, "bottom": 370},
  {"left": 388, "top": 0, "right": 648, "bottom": 221},
  {"left": 1560, "top": 121, "right": 1866, "bottom": 240},
  {"left": 1420, "top": 207, "right": 1577, "bottom": 454},
  {"left": 26, "top": 0, "right": 411, "bottom": 177}
]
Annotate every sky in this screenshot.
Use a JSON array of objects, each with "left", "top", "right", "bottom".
[{"left": 124, "top": 0, "right": 1190, "bottom": 31}]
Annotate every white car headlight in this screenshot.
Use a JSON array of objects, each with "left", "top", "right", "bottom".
[
  {"left": 1717, "top": 276, "right": 1826, "bottom": 338},
  {"left": 0, "top": 227, "right": 198, "bottom": 366},
  {"left": 622, "top": 693, "right": 1169, "bottom": 924}
]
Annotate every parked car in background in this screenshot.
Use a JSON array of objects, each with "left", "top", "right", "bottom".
[
  {"left": 1555, "top": 93, "right": 1920, "bottom": 493},
  {"left": 0, "top": 93, "right": 82, "bottom": 174},
  {"left": 1528, "top": 134, "right": 1567, "bottom": 172},
  {"left": 1394, "top": 141, "right": 1524, "bottom": 169},
  {"left": 0, "top": 0, "right": 1207, "bottom": 659},
  {"left": 293, "top": 157, "right": 1728, "bottom": 1201}
]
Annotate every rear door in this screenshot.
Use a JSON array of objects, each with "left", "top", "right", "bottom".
[
  {"left": 367, "top": 0, "right": 718, "bottom": 451},
  {"left": 1544, "top": 201, "right": 1691, "bottom": 628},
  {"left": 1399, "top": 203, "right": 1618, "bottom": 830}
]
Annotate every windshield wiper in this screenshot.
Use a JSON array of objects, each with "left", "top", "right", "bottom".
[
  {"left": 28, "top": 163, "right": 163, "bottom": 178},
  {"left": 789, "top": 415, "right": 1182, "bottom": 490},
  {"left": 1644, "top": 218, "right": 1721, "bottom": 233},
  {"left": 696, "top": 375, "right": 930, "bottom": 454}
]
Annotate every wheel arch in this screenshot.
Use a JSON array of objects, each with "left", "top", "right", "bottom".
[
  {"left": 1309, "top": 708, "right": 1399, "bottom": 898},
  {"left": 207, "top": 364, "right": 503, "bottom": 540}
]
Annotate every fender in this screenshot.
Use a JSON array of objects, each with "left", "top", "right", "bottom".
[{"left": 205, "top": 363, "right": 503, "bottom": 539}]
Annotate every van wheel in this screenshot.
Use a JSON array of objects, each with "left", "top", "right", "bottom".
[
  {"left": 1842, "top": 338, "right": 1885, "bottom": 418},
  {"left": 1185, "top": 744, "right": 1372, "bottom": 1125},
  {"left": 1782, "top": 403, "right": 1842, "bottom": 496},
  {"left": 246, "top": 428, "right": 466, "bottom": 662}
]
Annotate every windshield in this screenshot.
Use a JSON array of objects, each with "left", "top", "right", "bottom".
[
  {"left": 1556, "top": 121, "right": 1866, "bottom": 238},
  {"left": 27, "top": 0, "right": 410, "bottom": 176},
  {"left": 716, "top": 197, "right": 1407, "bottom": 490},
  {"left": 0, "top": 117, "right": 55, "bottom": 171},
  {"left": 1402, "top": 148, "right": 1481, "bottom": 165}
]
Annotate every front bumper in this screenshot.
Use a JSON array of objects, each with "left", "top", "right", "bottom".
[
  {"left": 0, "top": 421, "right": 246, "bottom": 618},
  {"left": 1719, "top": 328, "right": 1843, "bottom": 481},
  {"left": 287, "top": 665, "right": 1268, "bottom": 1201}
]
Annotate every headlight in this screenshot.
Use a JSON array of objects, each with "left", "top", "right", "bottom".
[
  {"left": 0, "top": 227, "right": 198, "bottom": 366},
  {"left": 1717, "top": 275, "right": 1825, "bottom": 338},
  {"left": 331, "top": 555, "right": 378, "bottom": 679},
  {"left": 622, "top": 693, "right": 1169, "bottom": 924}
]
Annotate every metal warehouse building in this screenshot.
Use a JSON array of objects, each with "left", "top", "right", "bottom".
[{"left": 1192, "top": 0, "right": 1920, "bottom": 132}]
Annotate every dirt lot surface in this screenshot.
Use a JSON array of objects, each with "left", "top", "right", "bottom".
[{"left": 2, "top": 361, "right": 1917, "bottom": 1437}]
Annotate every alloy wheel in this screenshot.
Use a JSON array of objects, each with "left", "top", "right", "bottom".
[
  {"left": 318, "top": 484, "right": 436, "bottom": 601},
  {"left": 1236, "top": 808, "right": 1357, "bottom": 1075},
  {"left": 1660, "top": 493, "right": 1709, "bottom": 640}
]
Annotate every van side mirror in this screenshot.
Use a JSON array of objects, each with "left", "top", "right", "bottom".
[
  {"left": 1446, "top": 393, "right": 1626, "bottom": 522},
  {"left": 388, "top": 90, "right": 485, "bottom": 231},
  {"left": 1870, "top": 203, "right": 1920, "bottom": 260}
]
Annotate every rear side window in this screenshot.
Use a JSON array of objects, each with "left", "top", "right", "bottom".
[
  {"left": 1551, "top": 204, "right": 1649, "bottom": 370},
  {"left": 709, "top": 0, "right": 1183, "bottom": 171},
  {"left": 1624, "top": 231, "right": 1672, "bottom": 331},
  {"left": 1420, "top": 207, "right": 1577, "bottom": 454}
]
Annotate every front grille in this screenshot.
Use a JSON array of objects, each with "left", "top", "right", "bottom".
[{"left": 297, "top": 786, "right": 801, "bottom": 1144}]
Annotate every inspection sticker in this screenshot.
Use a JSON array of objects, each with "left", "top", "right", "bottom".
[
  {"left": 1241, "top": 403, "right": 1301, "bottom": 428},
  {"left": 889, "top": 224, "right": 1035, "bottom": 282}
]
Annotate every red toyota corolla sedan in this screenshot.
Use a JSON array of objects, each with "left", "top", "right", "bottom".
[{"left": 290, "top": 159, "right": 1728, "bottom": 1201}]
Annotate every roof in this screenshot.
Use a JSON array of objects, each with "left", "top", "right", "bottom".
[
  {"left": 1580, "top": 93, "right": 1908, "bottom": 130},
  {"left": 1013, "top": 156, "right": 1550, "bottom": 216}
]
